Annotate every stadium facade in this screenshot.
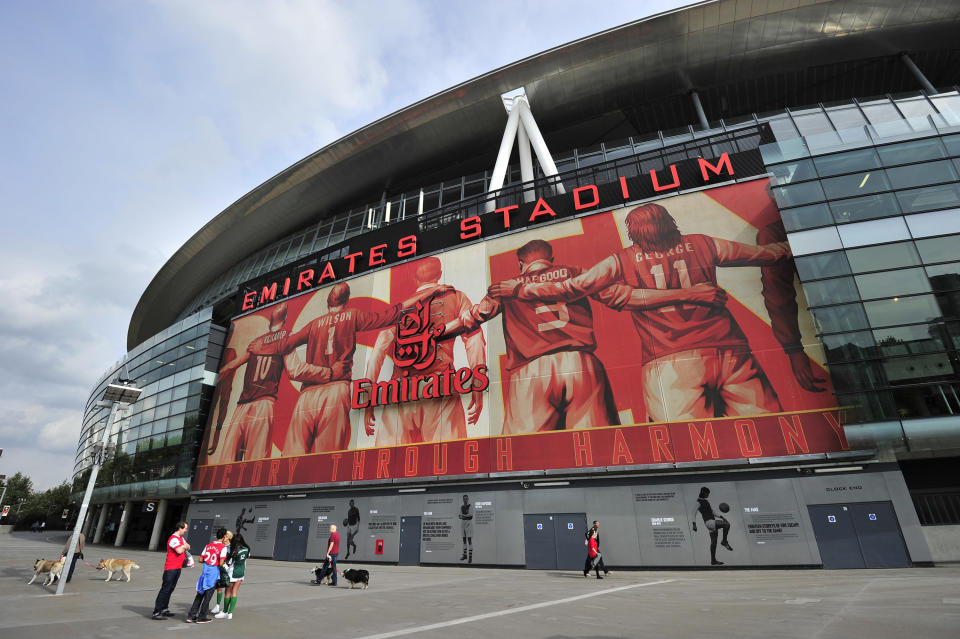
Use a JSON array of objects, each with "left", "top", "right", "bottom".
[{"left": 73, "top": 0, "right": 960, "bottom": 568}]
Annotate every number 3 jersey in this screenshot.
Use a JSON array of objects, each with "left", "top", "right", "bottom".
[
  {"left": 467, "top": 262, "right": 598, "bottom": 370},
  {"left": 237, "top": 328, "right": 289, "bottom": 404}
]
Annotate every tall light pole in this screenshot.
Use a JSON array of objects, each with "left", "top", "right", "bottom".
[{"left": 56, "top": 381, "right": 141, "bottom": 595}]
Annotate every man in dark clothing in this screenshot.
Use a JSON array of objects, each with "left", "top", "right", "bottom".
[
  {"left": 61, "top": 531, "right": 85, "bottom": 582},
  {"left": 583, "top": 520, "right": 609, "bottom": 576}
]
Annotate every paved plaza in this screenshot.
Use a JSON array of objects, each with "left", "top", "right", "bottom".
[{"left": 0, "top": 531, "right": 958, "bottom": 639}]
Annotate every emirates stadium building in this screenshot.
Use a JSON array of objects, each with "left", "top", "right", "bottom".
[{"left": 74, "top": 0, "right": 960, "bottom": 569}]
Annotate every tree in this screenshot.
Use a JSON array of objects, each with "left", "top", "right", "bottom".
[{"left": 2, "top": 472, "right": 32, "bottom": 507}]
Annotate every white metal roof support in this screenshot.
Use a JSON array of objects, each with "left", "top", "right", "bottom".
[
  {"left": 514, "top": 97, "right": 565, "bottom": 195},
  {"left": 486, "top": 102, "right": 523, "bottom": 212},
  {"left": 517, "top": 118, "right": 535, "bottom": 203}
]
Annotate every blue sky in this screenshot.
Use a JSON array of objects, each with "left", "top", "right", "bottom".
[{"left": 0, "top": 0, "right": 689, "bottom": 490}]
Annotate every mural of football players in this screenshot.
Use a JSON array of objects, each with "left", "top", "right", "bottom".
[
  {"left": 489, "top": 201, "right": 792, "bottom": 421},
  {"left": 362, "top": 256, "right": 486, "bottom": 445},
  {"left": 441, "top": 239, "right": 621, "bottom": 434},
  {"left": 283, "top": 281, "right": 447, "bottom": 455},
  {"left": 210, "top": 303, "right": 292, "bottom": 462}
]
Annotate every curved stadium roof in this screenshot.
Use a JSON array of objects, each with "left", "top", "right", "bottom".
[{"left": 129, "top": 0, "right": 960, "bottom": 349}]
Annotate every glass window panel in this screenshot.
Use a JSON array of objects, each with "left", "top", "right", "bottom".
[
  {"left": 916, "top": 234, "right": 960, "bottom": 264},
  {"left": 772, "top": 181, "right": 825, "bottom": 208},
  {"left": 925, "top": 262, "right": 960, "bottom": 283},
  {"left": 877, "top": 137, "right": 946, "bottom": 165},
  {"left": 821, "top": 330, "right": 879, "bottom": 361},
  {"left": 813, "top": 148, "right": 880, "bottom": 177},
  {"left": 166, "top": 430, "right": 183, "bottom": 447},
  {"left": 811, "top": 303, "right": 869, "bottom": 334},
  {"left": 891, "top": 383, "right": 960, "bottom": 419},
  {"left": 829, "top": 192, "right": 900, "bottom": 224},
  {"left": 792, "top": 111, "right": 834, "bottom": 137},
  {"left": 170, "top": 398, "right": 188, "bottom": 416},
  {"left": 769, "top": 159, "right": 817, "bottom": 185},
  {"left": 139, "top": 408, "right": 154, "bottom": 424},
  {"left": 821, "top": 170, "right": 890, "bottom": 199},
  {"left": 780, "top": 203, "right": 832, "bottom": 231},
  {"left": 828, "top": 362, "right": 887, "bottom": 392},
  {"left": 846, "top": 241, "right": 920, "bottom": 272},
  {"left": 864, "top": 294, "right": 943, "bottom": 327},
  {"left": 152, "top": 418, "right": 168, "bottom": 435},
  {"left": 167, "top": 413, "right": 185, "bottom": 431},
  {"left": 856, "top": 268, "right": 932, "bottom": 300},
  {"left": 896, "top": 97, "right": 936, "bottom": 118},
  {"left": 157, "top": 397, "right": 176, "bottom": 417},
  {"left": 766, "top": 115, "right": 799, "bottom": 140},
  {"left": 860, "top": 101, "right": 902, "bottom": 124},
  {"left": 838, "top": 217, "right": 910, "bottom": 248},
  {"left": 827, "top": 107, "right": 867, "bottom": 132},
  {"left": 943, "top": 134, "right": 960, "bottom": 156},
  {"left": 151, "top": 435, "right": 166, "bottom": 450},
  {"left": 803, "top": 276, "right": 860, "bottom": 307},
  {"left": 794, "top": 251, "right": 851, "bottom": 280},
  {"left": 836, "top": 390, "right": 898, "bottom": 422},
  {"left": 875, "top": 324, "right": 952, "bottom": 356},
  {"left": 141, "top": 394, "right": 157, "bottom": 411},
  {"left": 897, "top": 183, "right": 960, "bottom": 213},
  {"left": 906, "top": 208, "right": 960, "bottom": 238},
  {"left": 886, "top": 160, "right": 958, "bottom": 190},
  {"left": 155, "top": 389, "right": 172, "bottom": 406},
  {"left": 172, "top": 383, "right": 190, "bottom": 401},
  {"left": 787, "top": 227, "right": 842, "bottom": 256}
]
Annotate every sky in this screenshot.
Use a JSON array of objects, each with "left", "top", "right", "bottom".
[{"left": 0, "top": 0, "right": 690, "bottom": 491}]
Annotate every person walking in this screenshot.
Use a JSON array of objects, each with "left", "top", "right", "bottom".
[
  {"left": 186, "top": 529, "right": 231, "bottom": 624},
  {"left": 316, "top": 524, "right": 340, "bottom": 587},
  {"left": 151, "top": 522, "right": 191, "bottom": 620},
  {"left": 583, "top": 520, "right": 609, "bottom": 577},
  {"left": 586, "top": 529, "right": 603, "bottom": 579},
  {"left": 216, "top": 533, "right": 249, "bottom": 619},
  {"left": 61, "top": 531, "right": 85, "bottom": 583}
]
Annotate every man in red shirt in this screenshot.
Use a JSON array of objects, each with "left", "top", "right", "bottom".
[
  {"left": 490, "top": 202, "right": 790, "bottom": 421},
  {"left": 283, "top": 282, "right": 448, "bottom": 455},
  {"left": 151, "top": 521, "right": 191, "bottom": 620},
  {"left": 316, "top": 524, "right": 341, "bottom": 587}
]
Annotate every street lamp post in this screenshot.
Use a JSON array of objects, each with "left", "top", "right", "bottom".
[{"left": 56, "top": 381, "right": 141, "bottom": 596}]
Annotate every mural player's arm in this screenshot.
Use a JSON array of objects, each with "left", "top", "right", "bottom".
[
  {"left": 280, "top": 325, "right": 349, "bottom": 384},
  {"left": 489, "top": 256, "right": 727, "bottom": 308},
  {"left": 441, "top": 295, "right": 501, "bottom": 338},
  {"left": 454, "top": 293, "right": 488, "bottom": 426},
  {"left": 362, "top": 328, "right": 396, "bottom": 436},
  {"left": 756, "top": 224, "right": 826, "bottom": 392},
  {"left": 356, "top": 285, "right": 457, "bottom": 333}
]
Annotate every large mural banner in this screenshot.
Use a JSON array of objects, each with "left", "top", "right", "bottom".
[{"left": 195, "top": 179, "right": 846, "bottom": 491}]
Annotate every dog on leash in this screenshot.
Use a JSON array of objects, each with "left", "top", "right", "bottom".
[
  {"left": 96, "top": 558, "right": 140, "bottom": 582},
  {"left": 28, "top": 557, "right": 65, "bottom": 585},
  {"left": 311, "top": 565, "right": 332, "bottom": 585},
  {"left": 341, "top": 569, "right": 370, "bottom": 589}
]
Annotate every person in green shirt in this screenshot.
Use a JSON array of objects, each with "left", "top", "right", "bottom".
[{"left": 215, "top": 533, "right": 250, "bottom": 619}]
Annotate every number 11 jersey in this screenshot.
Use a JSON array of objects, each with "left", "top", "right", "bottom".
[{"left": 614, "top": 234, "right": 749, "bottom": 363}]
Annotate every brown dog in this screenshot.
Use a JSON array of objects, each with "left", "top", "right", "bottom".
[
  {"left": 28, "top": 557, "right": 65, "bottom": 585},
  {"left": 96, "top": 558, "right": 140, "bottom": 582}
]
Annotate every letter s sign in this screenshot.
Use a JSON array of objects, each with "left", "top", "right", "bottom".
[{"left": 143, "top": 502, "right": 156, "bottom": 513}]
